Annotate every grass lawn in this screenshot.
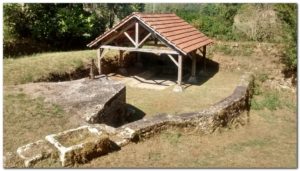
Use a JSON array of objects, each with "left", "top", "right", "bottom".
[
  {"left": 3, "top": 90, "right": 80, "bottom": 153},
  {"left": 126, "top": 71, "right": 241, "bottom": 116}
]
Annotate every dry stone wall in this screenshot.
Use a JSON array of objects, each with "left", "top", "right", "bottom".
[{"left": 4, "top": 72, "right": 254, "bottom": 168}]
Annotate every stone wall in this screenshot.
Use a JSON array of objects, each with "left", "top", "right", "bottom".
[
  {"left": 86, "top": 85, "right": 126, "bottom": 127},
  {"left": 4, "top": 72, "right": 254, "bottom": 168},
  {"left": 117, "top": 72, "right": 254, "bottom": 140}
]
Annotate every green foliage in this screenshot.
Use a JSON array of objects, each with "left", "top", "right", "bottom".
[
  {"left": 106, "top": 3, "right": 144, "bottom": 28},
  {"left": 145, "top": 4, "right": 241, "bottom": 40},
  {"left": 3, "top": 4, "right": 31, "bottom": 39},
  {"left": 3, "top": 3, "right": 144, "bottom": 56},
  {"left": 274, "top": 4, "right": 297, "bottom": 71}
]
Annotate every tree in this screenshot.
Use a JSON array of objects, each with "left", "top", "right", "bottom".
[
  {"left": 274, "top": 4, "right": 297, "bottom": 72},
  {"left": 3, "top": 3, "right": 31, "bottom": 39},
  {"left": 106, "top": 4, "right": 144, "bottom": 28}
]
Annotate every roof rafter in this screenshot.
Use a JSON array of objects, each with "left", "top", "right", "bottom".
[{"left": 87, "top": 12, "right": 213, "bottom": 55}]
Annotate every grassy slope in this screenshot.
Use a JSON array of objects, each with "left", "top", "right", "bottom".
[
  {"left": 4, "top": 50, "right": 96, "bottom": 85},
  {"left": 3, "top": 50, "right": 97, "bottom": 152},
  {"left": 3, "top": 91, "right": 80, "bottom": 153}
]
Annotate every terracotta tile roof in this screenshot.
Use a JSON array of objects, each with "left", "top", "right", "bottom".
[{"left": 87, "top": 13, "right": 213, "bottom": 55}]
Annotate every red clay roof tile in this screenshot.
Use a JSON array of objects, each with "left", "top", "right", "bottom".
[{"left": 87, "top": 12, "right": 213, "bottom": 54}]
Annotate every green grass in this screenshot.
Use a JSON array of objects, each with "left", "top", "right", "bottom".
[
  {"left": 77, "top": 107, "right": 297, "bottom": 168},
  {"left": 3, "top": 90, "right": 80, "bottom": 153},
  {"left": 212, "top": 43, "right": 254, "bottom": 57},
  {"left": 251, "top": 91, "right": 281, "bottom": 111},
  {"left": 126, "top": 71, "right": 241, "bottom": 116},
  {"left": 251, "top": 85, "right": 295, "bottom": 111},
  {"left": 4, "top": 50, "right": 96, "bottom": 85},
  {"left": 161, "top": 131, "right": 182, "bottom": 146},
  {"left": 3, "top": 49, "right": 130, "bottom": 85}
]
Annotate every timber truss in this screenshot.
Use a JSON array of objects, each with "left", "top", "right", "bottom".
[{"left": 96, "top": 18, "right": 207, "bottom": 92}]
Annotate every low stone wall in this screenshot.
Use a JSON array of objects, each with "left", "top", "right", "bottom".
[
  {"left": 4, "top": 72, "right": 254, "bottom": 168},
  {"left": 117, "top": 72, "right": 254, "bottom": 140}
]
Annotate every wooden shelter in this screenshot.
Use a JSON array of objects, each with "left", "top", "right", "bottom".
[{"left": 87, "top": 12, "right": 213, "bottom": 92}]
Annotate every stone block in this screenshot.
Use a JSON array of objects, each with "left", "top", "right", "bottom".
[
  {"left": 173, "top": 85, "right": 183, "bottom": 92},
  {"left": 16, "top": 139, "right": 54, "bottom": 167},
  {"left": 187, "top": 76, "right": 197, "bottom": 84},
  {"left": 45, "top": 126, "right": 112, "bottom": 167},
  {"left": 83, "top": 79, "right": 126, "bottom": 126}
]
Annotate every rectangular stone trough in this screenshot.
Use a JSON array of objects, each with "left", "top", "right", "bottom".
[
  {"left": 45, "top": 126, "right": 112, "bottom": 167},
  {"left": 16, "top": 139, "right": 54, "bottom": 167}
]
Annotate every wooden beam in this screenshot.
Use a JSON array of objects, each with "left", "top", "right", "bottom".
[
  {"left": 100, "top": 45, "right": 179, "bottom": 55},
  {"left": 203, "top": 45, "right": 207, "bottom": 72},
  {"left": 138, "top": 33, "right": 151, "bottom": 47},
  {"left": 100, "top": 48, "right": 108, "bottom": 59},
  {"left": 97, "top": 48, "right": 102, "bottom": 74},
  {"left": 178, "top": 55, "right": 182, "bottom": 85},
  {"left": 191, "top": 55, "right": 196, "bottom": 77},
  {"left": 187, "top": 53, "right": 193, "bottom": 60},
  {"left": 119, "top": 50, "right": 124, "bottom": 67},
  {"left": 134, "top": 18, "right": 185, "bottom": 55},
  {"left": 198, "top": 47, "right": 203, "bottom": 55},
  {"left": 135, "top": 22, "right": 139, "bottom": 48},
  {"left": 102, "top": 22, "right": 135, "bottom": 45},
  {"left": 167, "top": 54, "right": 179, "bottom": 67},
  {"left": 97, "top": 48, "right": 108, "bottom": 75},
  {"left": 124, "top": 31, "right": 136, "bottom": 46}
]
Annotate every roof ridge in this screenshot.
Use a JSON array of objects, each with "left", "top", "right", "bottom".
[{"left": 87, "top": 12, "right": 212, "bottom": 54}]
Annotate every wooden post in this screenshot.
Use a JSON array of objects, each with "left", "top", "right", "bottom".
[
  {"left": 178, "top": 55, "right": 182, "bottom": 85},
  {"left": 188, "top": 53, "right": 197, "bottom": 83},
  {"left": 203, "top": 45, "right": 207, "bottom": 72},
  {"left": 97, "top": 48, "right": 102, "bottom": 75},
  {"left": 89, "top": 59, "right": 95, "bottom": 79},
  {"left": 135, "top": 22, "right": 140, "bottom": 65},
  {"left": 173, "top": 54, "right": 183, "bottom": 92},
  {"left": 192, "top": 54, "right": 196, "bottom": 77},
  {"left": 119, "top": 50, "right": 124, "bottom": 67},
  {"left": 135, "top": 22, "right": 139, "bottom": 48}
]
